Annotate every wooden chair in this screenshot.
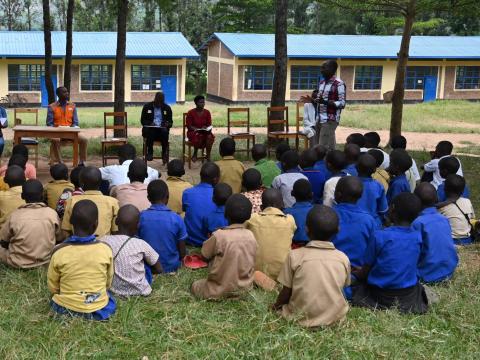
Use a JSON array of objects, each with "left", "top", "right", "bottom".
[
  {"left": 227, "top": 107, "right": 255, "bottom": 159},
  {"left": 142, "top": 138, "right": 170, "bottom": 164},
  {"left": 266, "top": 106, "right": 305, "bottom": 156},
  {"left": 101, "top": 112, "right": 128, "bottom": 166},
  {"left": 182, "top": 112, "right": 206, "bottom": 169},
  {"left": 13, "top": 108, "right": 39, "bottom": 168},
  {"left": 295, "top": 102, "right": 310, "bottom": 150}
]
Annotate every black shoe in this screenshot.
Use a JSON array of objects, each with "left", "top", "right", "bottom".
[{"left": 146, "top": 154, "right": 153, "bottom": 161}]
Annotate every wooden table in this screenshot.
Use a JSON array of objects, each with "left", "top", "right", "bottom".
[{"left": 13, "top": 125, "right": 82, "bottom": 167}]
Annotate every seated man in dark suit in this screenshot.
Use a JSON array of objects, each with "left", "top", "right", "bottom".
[{"left": 141, "top": 92, "right": 173, "bottom": 163}]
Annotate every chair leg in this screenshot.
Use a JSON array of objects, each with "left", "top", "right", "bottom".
[
  {"left": 188, "top": 145, "right": 192, "bottom": 169},
  {"left": 247, "top": 139, "right": 250, "bottom": 160},
  {"left": 35, "top": 146, "right": 39, "bottom": 169},
  {"left": 102, "top": 144, "right": 106, "bottom": 167}
]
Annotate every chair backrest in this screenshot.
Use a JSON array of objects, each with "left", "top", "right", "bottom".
[
  {"left": 103, "top": 112, "right": 128, "bottom": 139},
  {"left": 14, "top": 108, "right": 38, "bottom": 126},
  {"left": 296, "top": 102, "right": 305, "bottom": 133},
  {"left": 227, "top": 107, "right": 250, "bottom": 134},
  {"left": 267, "top": 106, "right": 289, "bottom": 133}
]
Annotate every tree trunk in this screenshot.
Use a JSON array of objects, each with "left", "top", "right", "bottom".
[
  {"left": 389, "top": 0, "right": 416, "bottom": 142},
  {"left": 270, "top": 0, "right": 288, "bottom": 108},
  {"left": 42, "top": 0, "right": 56, "bottom": 104},
  {"left": 64, "top": 0, "right": 74, "bottom": 93},
  {"left": 114, "top": 0, "right": 128, "bottom": 136}
]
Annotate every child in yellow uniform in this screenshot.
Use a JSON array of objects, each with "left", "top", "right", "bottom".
[{"left": 44, "top": 163, "right": 74, "bottom": 209}]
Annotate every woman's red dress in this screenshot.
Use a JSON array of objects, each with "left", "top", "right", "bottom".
[{"left": 186, "top": 108, "right": 215, "bottom": 148}]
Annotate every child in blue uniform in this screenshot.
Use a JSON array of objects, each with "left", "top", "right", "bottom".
[
  {"left": 203, "top": 183, "right": 232, "bottom": 237},
  {"left": 284, "top": 179, "right": 313, "bottom": 245},
  {"left": 412, "top": 183, "right": 458, "bottom": 283},
  {"left": 299, "top": 149, "right": 326, "bottom": 204},
  {"left": 352, "top": 192, "right": 428, "bottom": 314},
  {"left": 313, "top": 145, "right": 332, "bottom": 180},
  {"left": 437, "top": 156, "right": 469, "bottom": 202},
  {"left": 386, "top": 149, "right": 412, "bottom": 204},
  {"left": 344, "top": 143, "right": 360, "bottom": 176},
  {"left": 322, "top": 150, "right": 348, "bottom": 207}
]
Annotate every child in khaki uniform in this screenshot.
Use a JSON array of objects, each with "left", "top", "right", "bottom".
[
  {"left": 273, "top": 205, "right": 350, "bottom": 327},
  {"left": 165, "top": 159, "right": 192, "bottom": 216},
  {"left": 0, "top": 165, "right": 26, "bottom": 225},
  {"left": 44, "top": 163, "right": 74, "bottom": 209},
  {"left": 191, "top": 194, "right": 257, "bottom": 299},
  {"left": 215, "top": 137, "right": 245, "bottom": 193}
]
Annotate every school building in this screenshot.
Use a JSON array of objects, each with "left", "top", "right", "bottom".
[
  {"left": 0, "top": 31, "right": 199, "bottom": 106},
  {"left": 201, "top": 33, "right": 480, "bottom": 103}
]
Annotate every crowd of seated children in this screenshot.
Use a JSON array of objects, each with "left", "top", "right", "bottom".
[
  {"left": 386, "top": 149, "right": 412, "bottom": 204},
  {"left": 252, "top": 144, "right": 280, "bottom": 188},
  {"left": 390, "top": 135, "right": 420, "bottom": 191},
  {"left": 0, "top": 165, "right": 26, "bottom": 225},
  {"left": 284, "top": 179, "right": 313, "bottom": 245},
  {"left": 364, "top": 131, "right": 389, "bottom": 169},
  {"left": 44, "top": 163, "right": 74, "bottom": 210},
  {"left": 323, "top": 150, "right": 348, "bottom": 207},
  {"left": 139, "top": 180, "right": 187, "bottom": 273},
  {"left": 299, "top": 148, "right": 325, "bottom": 204},
  {"left": 422, "top": 140, "right": 463, "bottom": 188},
  {"left": 56, "top": 166, "right": 84, "bottom": 218},
  {"left": 110, "top": 159, "right": 150, "bottom": 211},
  {"left": 241, "top": 168, "right": 264, "bottom": 214},
  {"left": 191, "top": 194, "right": 257, "bottom": 299},
  {"left": 0, "top": 144, "right": 36, "bottom": 179},
  {"left": 368, "top": 149, "right": 389, "bottom": 191},
  {"left": 203, "top": 183, "right": 232, "bottom": 237},
  {"left": 437, "top": 156, "right": 469, "bottom": 202},
  {"left": 215, "top": 137, "right": 245, "bottom": 194},
  {"left": 165, "top": 159, "right": 192, "bottom": 216},
  {"left": 272, "top": 150, "right": 307, "bottom": 208},
  {"left": 102, "top": 205, "right": 162, "bottom": 297},
  {"left": 344, "top": 144, "right": 360, "bottom": 176},
  {"left": 0, "top": 154, "right": 29, "bottom": 190}
]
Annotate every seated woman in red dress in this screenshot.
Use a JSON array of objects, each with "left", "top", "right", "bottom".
[{"left": 186, "top": 95, "right": 215, "bottom": 162}]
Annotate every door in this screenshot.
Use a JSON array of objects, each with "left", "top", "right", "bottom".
[
  {"left": 160, "top": 75, "right": 177, "bottom": 105},
  {"left": 41, "top": 75, "right": 58, "bottom": 107},
  {"left": 423, "top": 75, "right": 437, "bottom": 102}
]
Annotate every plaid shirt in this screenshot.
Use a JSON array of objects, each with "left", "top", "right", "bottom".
[{"left": 316, "top": 76, "right": 346, "bottom": 123}]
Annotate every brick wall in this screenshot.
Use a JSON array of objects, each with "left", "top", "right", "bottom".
[
  {"left": 342, "top": 65, "right": 381, "bottom": 101},
  {"left": 70, "top": 65, "right": 112, "bottom": 103},
  {"left": 130, "top": 92, "right": 156, "bottom": 102},
  {"left": 444, "top": 66, "right": 480, "bottom": 100},
  {"left": 290, "top": 90, "right": 312, "bottom": 101},
  {"left": 403, "top": 90, "right": 423, "bottom": 101},
  {"left": 207, "top": 61, "right": 220, "bottom": 96},
  {"left": 219, "top": 63, "right": 233, "bottom": 99},
  {"left": 10, "top": 92, "right": 40, "bottom": 104},
  {"left": 220, "top": 45, "right": 234, "bottom": 60},
  {"left": 209, "top": 40, "right": 220, "bottom": 57}
]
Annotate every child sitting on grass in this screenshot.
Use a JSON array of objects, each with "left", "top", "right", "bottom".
[
  {"left": 241, "top": 168, "right": 264, "bottom": 214},
  {"left": 56, "top": 166, "right": 84, "bottom": 218},
  {"left": 322, "top": 150, "right": 348, "bottom": 207},
  {"left": 284, "top": 179, "right": 313, "bottom": 245},
  {"left": 368, "top": 149, "right": 390, "bottom": 191},
  {"left": 386, "top": 149, "right": 412, "bottom": 204},
  {"left": 299, "top": 148, "right": 326, "bottom": 204},
  {"left": 0, "top": 165, "right": 26, "bottom": 225},
  {"left": 246, "top": 189, "right": 296, "bottom": 279},
  {"left": 139, "top": 180, "right": 187, "bottom": 273},
  {"left": 48, "top": 199, "right": 116, "bottom": 320},
  {"left": 0, "top": 179, "right": 61, "bottom": 269},
  {"left": 344, "top": 143, "right": 360, "bottom": 176},
  {"left": 390, "top": 135, "right": 420, "bottom": 191},
  {"left": 166, "top": 159, "right": 193, "bottom": 216},
  {"left": 110, "top": 159, "right": 150, "bottom": 211},
  {"left": 272, "top": 150, "right": 307, "bottom": 208},
  {"left": 203, "top": 183, "right": 232, "bottom": 237},
  {"left": 102, "top": 205, "right": 162, "bottom": 297},
  {"left": 191, "top": 194, "right": 257, "bottom": 299},
  {"left": 413, "top": 183, "right": 458, "bottom": 283},
  {"left": 273, "top": 205, "right": 350, "bottom": 327},
  {"left": 215, "top": 137, "right": 245, "bottom": 193},
  {"left": 44, "top": 163, "right": 74, "bottom": 210},
  {"left": 438, "top": 174, "right": 475, "bottom": 246},
  {"left": 423, "top": 140, "right": 463, "bottom": 188},
  {"left": 252, "top": 144, "right": 280, "bottom": 188},
  {"left": 436, "top": 156, "right": 469, "bottom": 202},
  {"left": 352, "top": 193, "right": 428, "bottom": 314},
  {"left": 364, "top": 131, "right": 389, "bottom": 169}
]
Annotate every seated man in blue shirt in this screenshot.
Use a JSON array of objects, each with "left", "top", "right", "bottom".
[
  {"left": 139, "top": 180, "right": 187, "bottom": 273},
  {"left": 386, "top": 149, "right": 412, "bottom": 204},
  {"left": 203, "top": 182, "right": 232, "bottom": 237},
  {"left": 356, "top": 153, "right": 388, "bottom": 228},
  {"left": 352, "top": 193, "right": 428, "bottom": 314},
  {"left": 299, "top": 148, "right": 326, "bottom": 204},
  {"left": 413, "top": 183, "right": 458, "bottom": 283},
  {"left": 182, "top": 162, "right": 219, "bottom": 246},
  {"left": 344, "top": 143, "right": 360, "bottom": 176},
  {"left": 437, "top": 156, "right": 469, "bottom": 202},
  {"left": 284, "top": 179, "right": 313, "bottom": 245}
]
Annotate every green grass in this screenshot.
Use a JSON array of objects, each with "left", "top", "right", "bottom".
[
  {"left": 16, "top": 100, "right": 480, "bottom": 133},
  {"left": 1, "top": 151, "right": 480, "bottom": 358}
]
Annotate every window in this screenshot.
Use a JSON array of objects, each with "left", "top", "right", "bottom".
[
  {"left": 455, "top": 66, "right": 480, "bottom": 90},
  {"left": 290, "top": 66, "right": 323, "bottom": 90},
  {"left": 405, "top": 66, "right": 438, "bottom": 90},
  {"left": 80, "top": 65, "right": 112, "bottom": 91},
  {"left": 8, "top": 64, "right": 57, "bottom": 91},
  {"left": 354, "top": 66, "right": 383, "bottom": 90},
  {"left": 244, "top": 66, "right": 274, "bottom": 90},
  {"left": 131, "top": 65, "right": 177, "bottom": 90}
]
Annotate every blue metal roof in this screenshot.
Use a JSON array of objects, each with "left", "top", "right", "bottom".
[
  {"left": 0, "top": 31, "right": 199, "bottom": 59},
  {"left": 202, "top": 33, "right": 480, "bottom": 59}
]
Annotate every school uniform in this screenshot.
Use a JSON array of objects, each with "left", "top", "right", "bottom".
[
  {"left": 203, "top": 205, "right": 229, "bottom": 235},
  {"left": 300, "top": 167, "right": 326, "bottom": 204},
  {"left": 437, "top": 181, "right": 470, "bottom": 202},
  {"left": 345, "top": 163, "right": 358, "bottom": 176},
  {"left": 215, "top": 156, "right": 246, "bottom": 193},
  {"left": 412, "top": 207, "right": 458, "bottom": 283},
  {"left": 271, "top": 170, "right": 308, "bottom": 208},
  {"left": 182, "top": 182, "right": 216, "bottom": 246},
  {"left": 439, "top": 198, "right": 475, "bottom": 245},
  {"left": 313, "top": 160, "right": 332, "bottom": 180},
  {"left": 284, "top": 201, "right": 313, "bottom": 243},
  {"left": 191, "top": 224, "right": 257, "bottom": 299},
  {"left": 139, "top": 204, "right": 188, "bottom": 273},
  {"left": 277, "top": 241, "right": 350, "bottom": 327},
  {"left": 44, "top": 180, "right": 74, "bottom": 209},
  {"left": 424, "top": 156, "right": 463, "bottom": 189},
  {"left": 386, "top": 174, "right": 411, "bottom": 204},
  {"left": 0, "top": 186, "right": 25, "bottom": 225},
  {"left": 242, "top": 189, "right": 264, "bottom": 213},
  {"left": 372, "top": 168, "right": 390, "bottom": 192},
  {"left": 352, "top": 226, "right": 428, "bottom": 314},
  {"left": 110, "top": 182, "right": 151, "bottom": 212},
  {"left": 254, "top": 158, "right": 281, "bottom": 188},
  {"left": 246, "top": 207, "right": 296, "bottom": 279},
  {"left": 357, "top": 177, "right": 388, "bottom": 228},
  {"left": 166, "top": 176, "right": 193, "bottom": 216}
]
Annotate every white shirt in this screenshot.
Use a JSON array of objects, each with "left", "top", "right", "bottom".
[
  {"left": 302, "top": 103, "right": 316, "bottom": 139},
  {"left": 271, "top": 172, "right": 308, "bottom": 208},
  {"left": 424, "top": 156, "right": 463, "bottom": 189},
  {"left": 362, "top": 148, "right": 390, "bottom": 170},
  {"left": 439, "top": 198, "right": 475, "bottom": 239},
  {"left": 100, "top": 159, "right": 159, "bottom": 187},
  {"left": 323, "top": 174, "right": 350, "bottom": 207},
  {"left": 406, "top": 159, "right": 421, "bottom": 192}
]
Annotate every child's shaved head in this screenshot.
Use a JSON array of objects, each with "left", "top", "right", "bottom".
[
  {"left": 306, "top": 205, "right": 339, "bottom": 241},
  {"left": 22, "top": 179, "right": 44, "bottom": 203},
  {"left": 167, "top": 159, "right": 185, "bottom": 177},
  {"left": 71, "top": 199, "right": 98, "bottom": 236},
  {"left": 79, "top": 166, "right": 102, "bottom": 191},
  {"left": 346, "top": 133, "right": 365, "bottom": 148},
  {"left": 242, "top": 168, "right": 262, "bottom": 191},
  {"left": 5, "top": 165, "right": 26, "bottom": 188},
  {"left": 299, "top": 149, "right": 317, "bottom": 169},
  {"left": 344, "top": 143, "right": 360, "bottom": 163},
  {"left": 50, "top": 163, "right": 69, "bottom": 181},
  {"left": 389, "top": 149, "right": 412, "bottom": 175},
  {"left": 313, "top": 144, "right": 327, "bottom": 161},
  {"left": 334, "top": 176, "right": 363, "bottom": 204},
  {"left": 261, "top": 188, "right": 284, "bottom": 210},
  {"left": 438, "top": 156, "right": 460, "bottom": 179},
  {"left": 357, "top": 153, "right": 377, "bottom": 177},
  {"left": 326, "top": 150, "right": 347, "bottom": 173},
  {"left": 128, "top": 158, "right": 148, "bottom": 183},
  {"left": 147, "top": 179, "right": 169, "bottom": 204},
  {"left": 213, "top": 183, "right": 233, "bottom": 206},
  {"left": 391, "top": 193, "right": 421, "bottom": 225},
  {"left": 225, "top": 194, "right": 252, "bottom": 224},
  {"left": 116, "top": 205, "right": 140, "bottom": 236},
  {"left": 292, "top": 179, "right": 313, "bottom": 202},
  {"left": 251, "top": 144, "right": 267, "bottom": 162},
  {"left": 444, "top": 174, "right": 466, "bottom": 198},
  {"left": 414, "top": 182, "right": 438, "bottom": 208}
]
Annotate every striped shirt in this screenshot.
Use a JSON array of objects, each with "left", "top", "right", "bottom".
[{"left": 316, "top": 76, "right": 346, "bottom": 123}]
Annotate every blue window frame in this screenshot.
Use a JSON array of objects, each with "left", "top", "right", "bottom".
[
  {"left": 290, "top": 66, "right": 323, "bottom": 90},
  {"left": 80, "top": 65, "right": 112, "bottom": 91},
  {"left": 405, "top": 66, "right": 438, "bottom": 90},
  {"left": 131, "top": 65, "right": 177, "bottom": 91},
  {"left": 354, "top": 66, "right": 383, "bottom": 90},
  {"left": 244, "top": 66, "right": 274, "bottom": 90},
  {"left": 455, "top": 66, "right": 480, "bottom": 90},
  {"left": 8, "top": 64, "right": 57, "bottom": 91}
]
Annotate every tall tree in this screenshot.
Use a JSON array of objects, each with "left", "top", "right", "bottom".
[
  {"left": 24, "top": 0, "right": 35, "bottom": 30},
  {"left": 213, "top": 0, "right": 275, "bottom": 33},
  {"left": 270, "top": 0, "right": 288, "bottom": 108},
  {"left": 42, "top": 0, "right": 55, "bottom": 104},
  {"left": 63, "top": 0, "right": 74, "bottom": 92},
  {"left": 0, "top": 0, "right": 23, "bottom": 30},
  {"left": 114, "top": 0, "right": 128, "bottom": 135}
]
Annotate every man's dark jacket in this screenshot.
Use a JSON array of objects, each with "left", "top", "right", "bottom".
[{"left": 140, "top": 102, "right": 173, "bottom": 128}]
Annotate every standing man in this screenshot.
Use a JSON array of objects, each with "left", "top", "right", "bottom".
[
  {"left": 46, "top": 86, "right": 88, "bottom": 165},
  {"left": 0, "top": 105, "right": 8, "bottom": 157},
  {"left": 141, "top": 92, "right": 173, "bottom": 164}
]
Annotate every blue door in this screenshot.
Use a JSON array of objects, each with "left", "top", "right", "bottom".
[
  {"left": 160, "top": 75, "right": 177, "bottom": 105},
  {"left": 423, "top": 75, "right": 437, "bottom": 102},
  {"left": 41, "top": 75, "right": 58, "bottom": 107}
]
